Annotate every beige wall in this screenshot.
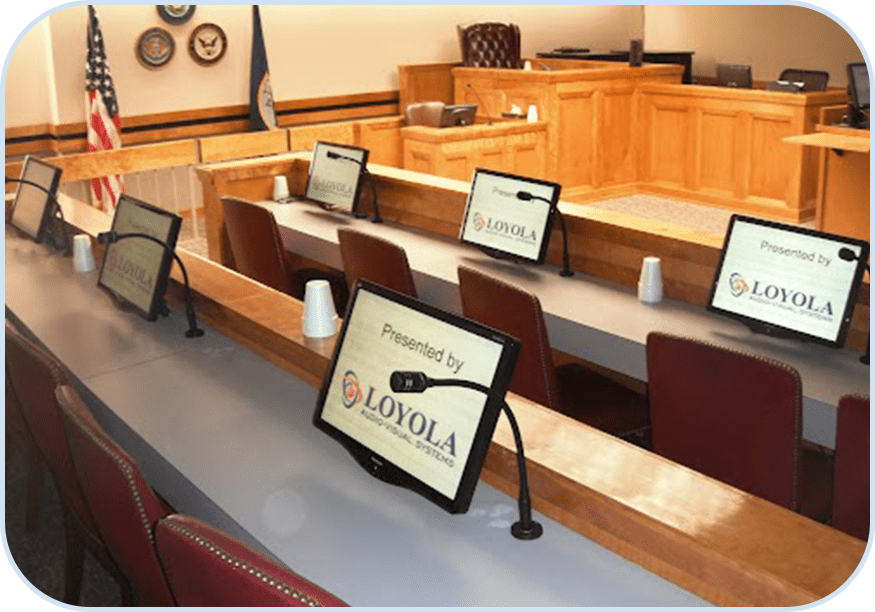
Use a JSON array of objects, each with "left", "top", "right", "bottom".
[
  {"left": 4, "top": 4, "right": 642, "bottom": 128},
  {"left": 645, "top": 5, "right": 865, "bottom": 86},
  {"left": 4, "top": 4, "right": 869, "bottom": 130}
]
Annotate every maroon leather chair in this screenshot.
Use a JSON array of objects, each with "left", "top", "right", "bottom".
[
  {"left": 56, "top": 385, "right": 175, "bottom": 606},
  {"left": 832, "top": 394, "right": 870, "bottom": 540},
  {"left": 457, "top": 265, "right": 649, "bottom": 439},
  {"left": 338, "top": 228, "right": 418, "bottom": 298},
  {"left": 222, "top": 196, "right": 349, "bottom": 311},
  {"left": 457, "top": 22, "right": 522, "bottom": 69},
  {"left": 6, "top": 355, "right": 45, "bottom": 531},
  {"left": 5, "top": 324, "right": 130, "bottom": 604},
  {"left": 155, "top": 514, "right": 348, "bottom": 607},
  {"left": 646, "top": 332, "right": 814, "bottom": 512}
]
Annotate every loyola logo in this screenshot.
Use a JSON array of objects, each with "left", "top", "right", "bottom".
[
  {"left": 341, "top": 370, "right": 362, "bottom": 408},
  {"left": 728, "top": 272, "right": 750, "bottom": 297},
  {"left": 473, "top": 212, "right": 486, "bottom": 231}
]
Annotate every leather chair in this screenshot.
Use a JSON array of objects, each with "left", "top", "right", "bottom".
[
  {"left": 832, "top": 394, "right": 869, "bottom": 540},
  {"left": 56, "top": 384, "right": 176, "bottom": 606},
  {"left": 457, "top": 22, "right": 522, "bottom": 69},
  {"left": 779, "top": 68, "right": 829, "bottom": 92},
  {"left": 457, "top": 265, "right": 649, "bottom": 439},
  {"left": 645, "top": 332, "right": 832, "bottom": 517},
  {"left": 338, "top": 228, "right": 418, "bottom": 298},
  {"left": 5, "top": 324, "right": 131, "bottom": 604},
  {"left": 6, "top": 354, "right": 45, "bottom": 531},
  {"left": 155, "top": 514, "right": 348, "bottom": 607},
  {"left": 222, "top": 196, "right": 349, "bottom": 312},
  {"left": 406, "top": 101, "right": 446, "bottom": 127}
]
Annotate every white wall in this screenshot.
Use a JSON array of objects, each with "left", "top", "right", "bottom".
[
  {"left": 4, "top": 17, "right": 55, "bottom": 127},
  {"left": 644, "top": 5, "right": 864, "bottom": 86},
  {"left": 4, "top": 4, "right": 643, "bottom": 128}
]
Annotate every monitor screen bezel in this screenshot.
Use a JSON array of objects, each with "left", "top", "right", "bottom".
[
  {"left": 312, "top": 279, "right": 521, "bottom": 514},
  {"left": 10, "top": 156, "right": 62, "bottom": 243},
  {"left": 847, "top": 62, "right": 869, "bottom": 111},
  {"left": 304, "top": 141, "right": 370, "bottom": 214},
  {"left": 440, "top": 104, "right": 478, "bottom": 127},
  {"left": 717, "top": 64, "right": 753, "bottom": 89},
  {"left": 706, "top": 214, "right": 869, "bottom": 348},
  {"left": 97, "top": 194, "right": 183, "bottom": 321},
  {"left": 459, "top": 168, "right": 561, "bottom": 265}
]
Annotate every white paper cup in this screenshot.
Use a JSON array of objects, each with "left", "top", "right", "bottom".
[
  {"left": 72, "top": 234, "right": 97, "bottom": 273},
  {"left": 273, "top": 175, "right": 290, "bottom": 201},
  {"left": 527, "top": 104, "right": 539, "bottom": 122},
  {"left": 523, "top": 60, "right": 533, "bottom": 71},
  {"left": 302, "top": 280, "right": 338, "bottom": 338},
  {"left": 638, "top": 256, "right": 663, "bottom": 303}
]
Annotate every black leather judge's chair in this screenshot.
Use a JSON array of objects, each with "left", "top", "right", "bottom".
[
  {"left": 832, "top": 394, "right": 870, "bottom": 540},
  {"left": 645, "top": 332, "right": 832, "bottom": 520},
  {"left": 779, "top": 68, "right": 829, "bottom": 91},
  {"left": 337, "top": 228, "right": 418, "bottom": 298},
  {"left": 221, "top": 196, "right": 348, "bottom": 312},
  {"left": 457, "top": 265, "right": 649, "bottom": 440},
  {"left": 457, "top": 22, "right": 522, "bottom": 69}
]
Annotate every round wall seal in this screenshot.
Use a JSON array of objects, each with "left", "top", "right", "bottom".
[
  {"left": 156, "top": 5, "right": 196, "bottom": 26},
  {"left": 188, "top": 23, "right": 227, "bottom": 66},
  {"left": 136, "top": 27, "right": 175, "bottom": 69}
]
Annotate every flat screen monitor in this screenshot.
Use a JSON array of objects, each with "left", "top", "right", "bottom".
[
  {"left": 717, "top": 63, "right": 753, "bottom": 89},
  {"left": 313, "top": 280, "right": 520, "bottom": 514},
  {"left": 304, "top": 141, "right": 369, "bottom": 214},
  {"left": 440, "top": 104, "right": 478, "bottom": 127},
  {"left": 10, "top": 156, "right": 62, "bottom": 242},
  {"left": 459, "top": 168, "right": 561, "bottom": 264},
  {"left": 848, "top": 62, "right": 869, "bottom": 110},
  {"left": 707, "top": 215, "right": 869, "bottom": 347},
  {"left": 97, "top": 195, "right": 182, "bottom": 321}
]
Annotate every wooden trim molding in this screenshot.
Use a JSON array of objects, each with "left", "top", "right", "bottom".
[{"left": 5, "top": 90, "right": 400, "bottom": 158}]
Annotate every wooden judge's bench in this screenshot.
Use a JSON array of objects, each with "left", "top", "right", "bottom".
[{"left": 399, "top": 58, "right": 849, "bottom": 225}]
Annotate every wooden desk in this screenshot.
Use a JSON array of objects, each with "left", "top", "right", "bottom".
[
  {"left": 401, "top": 120, "right": 548, "bottom": 181},
  {"left": 195, "top": 154, "right": 869, "bottom": 449},
  {"left": 537, "top": 50, "right": 695, "bottom": 84},
  {"left": 785, "top": 125, "right": 870, "bottom": 243},
  {"left": 6, "top": 197, "right": 866, "bottom": 606},
  {"left": 401, "top": 62, "right": 846, "bottom": 223},
  {"left": 452, "top": 61, "right": 683, "bottom": 196}
]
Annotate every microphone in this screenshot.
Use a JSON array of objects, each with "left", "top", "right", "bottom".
[
  {"left": 326, "top": 151, "right": 383, "bottom": 223},
  {"left": 837, "top": 247, "right": 869, "bottom": 365},
  {"left": 517, "top": 191, "right": 573, "bottom": 277},
  {"left": 6, "top": 175, "right": 72, "bottom": 256},
  {"left": 537, "top": 62, "right": 551, "bottom": 72},
  {"left": 389, "top": 370, "right": 544, "bottom": 541},
  {"left": 465, "top": 83, "right": 493, "bottom": 126},
  {"left": 97, "top": 231, "right": 205, "bottom": 339}
]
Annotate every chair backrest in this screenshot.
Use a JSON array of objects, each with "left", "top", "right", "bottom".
[
  {"left": 405, "top": 101, "right": 446, "bottom": 127},
  {"left": 337, "top": 228, "right": 417, "bottom": 298},
  {"left": 779, "top": 68, "right": 829, "bottom": 92},
  {"left": 55, "top": 385, "right": 175, "bottom": 606},
  {"left": 222, "top": 197, "right": 296, "bottom": 295},
  {"left": 155, "top": 514, "right": 348, "bottom": 607},
  {"left": 457, "top": 22, "right": 522, "bottom": 69},
  {"left": 833, "top": 394, "right": 869, "bottom": 540},
  {"left": 457, "top": 265, "right": 559, "bottom": 408},
  {"left": 4, "top": 323, "right": 97, "bottom": 534},
  {"left": 646, "top": 332, "right": 802, "bottom": 511}
]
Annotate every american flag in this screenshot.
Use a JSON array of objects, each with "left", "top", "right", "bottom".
[{"left": 85, "top": 5, "right": 123, "bottom": 212}]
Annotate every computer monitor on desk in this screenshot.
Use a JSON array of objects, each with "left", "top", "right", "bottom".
[
  {"left": 302, "top": 141, "right": 370, "bottom": 214},
  {"left": 717, "top": 63, "right": 753, "bottom": 89},
  {"left": 440, "top": 104, "right": 478, "bottom": 127},
  {"left": 846, "top": 62, "right": 869, "bottom": 129},
  {"left": 313, "top": 280, "right": 519, "bottom": 514}
]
